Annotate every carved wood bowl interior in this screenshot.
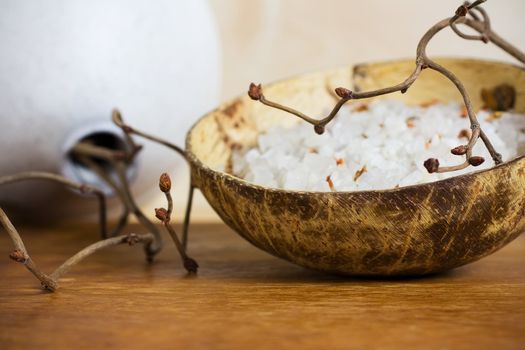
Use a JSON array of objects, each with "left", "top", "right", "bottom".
[{"left": 186, "top": 58, "right": 525, "bottom": 276}]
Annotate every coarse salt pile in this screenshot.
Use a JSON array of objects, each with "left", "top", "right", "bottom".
[{"left": 231, "top": 100, "right": 525, "bottom": 191}]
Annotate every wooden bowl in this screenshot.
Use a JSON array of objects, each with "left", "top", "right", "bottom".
[{"left": 186, "top": 58, "right": 525, "bottom": 276}]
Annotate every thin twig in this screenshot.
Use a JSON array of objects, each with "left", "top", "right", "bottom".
[
  {"left": 0, "top": 171, "right": 107, "bottom": 239},
  {"left": 155, "top": 173, "right": 198, "bottom": 273},
  {"left": 114, "top": 161, "right": 163, "bottom": 260},
  {"left": 0, "top": 207, "right": 57, "bottom": 290},
  {"left": 72, "top": 142, "right": 128, "bottom": 163},
  {"left": 72, "top": 148, "right": 163, "bottom": 261},
  {"left": 182, "top": 184, "right": 195, "bottom": 250},
  {"left": 0, "top": 206, "right": 153, "bottom": 291},
  {"left": 1, "top": 129, "right": 186, "bottom": 290},
  {"left": 112, "top": 109, "right": 186, "bottom": 158},
  {"left": 111, "top": 109, "right": 197, "bottom": 252},
  {"left": 49, "top": 232, "right": 154, "bottom": 282},
  {"left": 75, "top": 151, "right": 129, "bottom": 238},
  {"left": 250, "top": 65, "right": 422, "bottom": 135},
  {"left": 248, "top": 0, "right": 523, "bottom": 174},
  {"left": 108, "top": 208, "right": 130, "bottom": 237},
  {"left": 463, "top": 17, "right": 525, "bottom": 64}
]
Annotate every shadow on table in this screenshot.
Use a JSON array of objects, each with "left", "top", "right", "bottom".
[{"left": 196, "top": 256, "right": 464, "bottom": 284}]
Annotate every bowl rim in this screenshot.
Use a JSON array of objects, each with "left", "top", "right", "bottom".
[{"left": 186, "top": 57, "right": 525, "bottom": 196}]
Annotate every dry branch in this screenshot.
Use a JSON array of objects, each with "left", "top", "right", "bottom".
[
  {"left": 249, "top": 0, "right": 525, "bottom": 174},
  {"left": 111, "top": 109, "right": 195, "bottom": 250},
  {"left": 154, "top": 173, "right": 198, "bottom": 273},
  {"left": 0, "top": 206, "right": 153, "bottom": 291},
  {"left": 0, "top": 171, "right": 108, "bottom": 238}
]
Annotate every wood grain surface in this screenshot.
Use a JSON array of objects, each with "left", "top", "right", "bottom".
[{"left": 0, "top": 224, "right": 524, "bottom": 350}]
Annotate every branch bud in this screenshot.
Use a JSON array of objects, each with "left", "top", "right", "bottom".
[
  {"left": 468, "top": 156, "right": 485, "bottom": 166},
  {"left": 451, "top": 145, "right": 468, "bottom": 156},
  {"left": 184, "top": 257, "right": 199, "bottom": 274},
  {"left": 124, "top": 233, "right": 140, "bottom": 246},
  {"left": 159, "top": 173, "right": 172, "bottom": 193},
  {"left": 9, "top": 249, "right": 27, "bottom": 263},
  {"left": 155, "top": 208, "right": 169, "bottom": 222},
  {"left": 424, "top": 158, "right": 440, "bottom": 173},
  {"left": 248, "top": 83, "right": 262, "bottom": 101},
  {"left": 455, "top": 5, "right": 468, "bottom": 17},
  {"left": 334, "top": 87, "right": 353, "bottom": 99},
  {"left": 314, "top": 125, "right": 325, "bottom": 135}
]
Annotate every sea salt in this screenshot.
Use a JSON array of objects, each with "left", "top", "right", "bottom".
[{"left": 231, "top": 100, "right": 525, "bottom": 191}]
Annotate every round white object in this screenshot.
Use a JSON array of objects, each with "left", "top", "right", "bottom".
[{"left": 0, "top": 0, "right": 221, "bottom": 219}]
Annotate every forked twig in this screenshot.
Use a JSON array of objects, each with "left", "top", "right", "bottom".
[
  {"left": 71, "top": 110, "right": 198, "bottom": 263},
  {"left": 0, "top": 171, "right": 108, "bottom": 238},
  {"left": 1, "top": 206, "right": 153, "bottom": 291},
  {"left": 0, "top": 167, "right": 196, "bottom": 290},
  {"left": 155, "top": 173, "right": 198, "bottom": 273},
  {"left": 1, "top": 103, "right": 200, "bottom": 291},
  {"left": 111, "top": 109, "right": 195, "bottom": 250},
  {"left": 71, "top": 140, "right": 163, "bottom": 261},
  {"left": 111, "top": 110, "right": 186, "bottom": 158},
  {"left": 249, "top": 0, "right": 525, "bottom": 174},
  {"left": 0, "top": 171, "right": 158, "bottom": 291}
]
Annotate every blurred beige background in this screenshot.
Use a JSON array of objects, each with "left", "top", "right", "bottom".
[
  {"left": 210, "top": 0, "right": 524, "bottom": 99},
  {"left": 171, "top": 0, "right": 525, "bottom": 222}
]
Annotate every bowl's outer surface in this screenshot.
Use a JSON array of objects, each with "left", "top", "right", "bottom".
[{"left": 186, "top": 58, "right": 525, "bottom": 275}]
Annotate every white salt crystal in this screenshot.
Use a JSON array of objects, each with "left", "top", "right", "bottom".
[{"left": 232, "top": 100, "right": 525, "bottom": 191}]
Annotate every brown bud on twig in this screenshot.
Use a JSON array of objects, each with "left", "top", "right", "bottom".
[
  {"left": 451, "top": 145, "right": 468, "bottom": 155},
  {"left": 456, "top": 5, "right": 469, "bottom": 17},
  {"left": 9, "top": 249, "right": 27, "bottom": 263},
  {"left": 155, "top": 208, "right": 169, "bottom": 222},
  {"left": 248, "top": 83, "right": 262, "bottom": 101},
  {"left": 334, "top": 87, "right": 353, "bottom": 99},
  {"left": 468, "top": 156, "right": 485, "bottom": 166},
  {"left": 424, "top": 158, "right": 440, "bottom": 173},
  {"left": 159, "top": 173, "right": 172, "bottom": 193},
  {"left": 184, "top": 257, "right": 199, "bottom": 274},
  {"left": 124, "top": 233, "right": 140, "bottom": 246},
  {"left": 314, "top": 125, "right": 325, "bottom": 135}
]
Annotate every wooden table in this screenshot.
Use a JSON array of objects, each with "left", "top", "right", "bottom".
[{"left": 0, "top": 224, "right": 524, "bottom": 350}]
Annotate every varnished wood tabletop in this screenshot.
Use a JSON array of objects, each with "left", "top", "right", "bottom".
[{"left": 0, "top": 223, "right": 524, "bottom": 350}]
